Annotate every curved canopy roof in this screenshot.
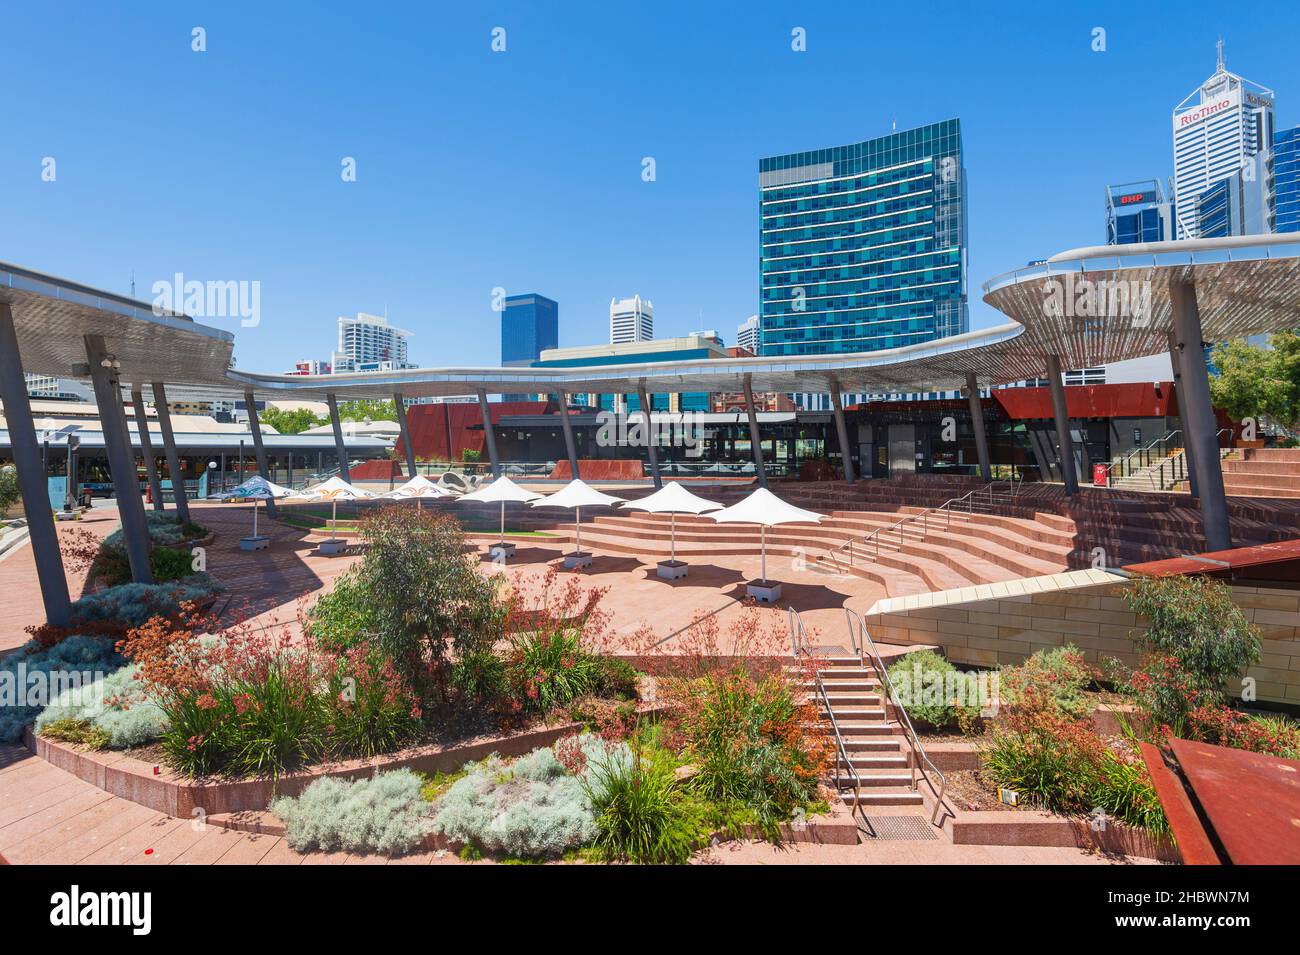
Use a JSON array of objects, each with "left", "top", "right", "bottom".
[{"left": 5, "top": 233, "right": 1300, "bottom": 405}]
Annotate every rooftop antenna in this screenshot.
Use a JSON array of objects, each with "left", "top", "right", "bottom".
[
  {"left": 130, "top": 269, "right": 136, "bottom": 298},
  {"left": 892, "top": 115, "right": 897, "bottom": 132},
  {"left": 1216, "top": 37, "right": 1225, "bottom": 71}
]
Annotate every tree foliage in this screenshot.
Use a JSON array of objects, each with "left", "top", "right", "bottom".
[
  {"left": 1208, "top": 332, "right": 1300, "bottom": 430},
  {"left": 259, "top": 406, "right": 327, "bottom": 434},
  {"left": 338, "top": 399, "right": 397, "bottom": 422}
]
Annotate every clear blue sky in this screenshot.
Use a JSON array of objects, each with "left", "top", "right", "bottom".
[{"left": 3, "top": 1, "right": 1298, "bottom": 372}]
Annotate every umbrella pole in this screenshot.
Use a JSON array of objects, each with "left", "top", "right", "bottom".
[
  {"left": 671, "top": 511, "right": 676, "bottom": 563},
  {"left": 575, "top": 505, "right": 581, "bottom": 555},
  {"left": 253, "top": 498, "right": 259, "bottom": 537},
  {"left": 761, "top": 524, "right": 766, "bottom": 583},
  {"left": 331, "top": 498, "right": 338, "bottom": 542},
  {"left": 500, "top": 499, "right": 505, "bottom": 545}
]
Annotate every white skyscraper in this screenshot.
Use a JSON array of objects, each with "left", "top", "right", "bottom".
[
  {"left": 332, "top": 312, "right": 413, "bottom": 372},
  {"left": 736, "top": 315, "right": 761, "bottom": 354},
  {"left": 609, "top": 295, "right": 654, "bottom": 344},
  {"left": 1172, "top": 42, "right": 1275, "bottom": 239}
]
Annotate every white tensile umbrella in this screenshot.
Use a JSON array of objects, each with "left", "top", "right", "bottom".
[
  {"left": 529, "top": 479, "right": 624, "bottom": 568},
  {"left": 386, "top": 474, "right": 455, "bottom": 510},
  {"left": 619, "top": 481, "right": 720, "bottom": 579},
  {"left": 311, "top": 475, "right": 377, "bottom": 544},
  {"left": 458, "top": 475, "right": 544, "bottom": 554},
  {"left": 707, "top": 487, "right": 824, "bottom": 600},
  {"left": 210, "top": 475, "right": 308, "bottom": 548}
]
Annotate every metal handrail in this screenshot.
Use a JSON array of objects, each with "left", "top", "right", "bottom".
[
  {"left": 827, "top": 475, "right": 1021, "bottom": 567},
  {"left": 845, "top": 608, "right": 948, "bottom": 827},
  {"left": 1101, "top": 430, "right": 1181, "bottom": 482},
  {"left": 1128, "top": 428, "right": 1234, "bottom": 491},
  {"left": 788, "top": 609, "right": 863, "bottom": 826}
]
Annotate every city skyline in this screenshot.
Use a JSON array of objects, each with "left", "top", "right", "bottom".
[{"left": 4, "top": 2, "right": 1300, "bottom": 374}]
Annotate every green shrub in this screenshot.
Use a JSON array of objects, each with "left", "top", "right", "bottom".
[
  {"left": 431, "top": 738, "right": 625, "bottom": 859},
  {"left": 0, "top": 635, "right": 124, "bottom": 743},
  {"left": 999, "top": 645, "right": 1093, "bottom": 719},
  {"left": 272, "top": 769, "right": 431, "bottom": 855},
  {"left": 70, "top": 578, "right": 220, "bottom": 629},
  {"left": 508, "top": 629, "right": 604, "bottom": 714},
  {"left": 35, "top": 717, "right": 111, "bottom": 749},
  {"left": 326, "top": 645, "right": 421, "bottom": 758},
  {"left": 1125, "top": 575, "right": 1260, "bottom": 706},
  {"left": 35, "top": 661, "right": 167, "bottom": 748},
  {"left": 342, "top": 508, "right": 506, "bottom": 700},
  {"left": 982, "top": 696, "right": 1168, "bottom": 837},
  {"left": 886, "top": 649, "right": 981, "bottom": 729},
  {"left": 102, "top": 512, "right": 208, "bottom": 550},
  {"left": 305, "top": 570, "right": 376, "bottom": 653},
  {"left": 593, "top": 657, "right": 640, "bottom": 700},
  {"left": 0, "top": 464, "right": 18, "bottom": 512},
  {"left": 678, "top": 668, "right": 826, "bottom": 837},
  {"left": 583, "top": 743, "right": 704, "bottom": 864}
]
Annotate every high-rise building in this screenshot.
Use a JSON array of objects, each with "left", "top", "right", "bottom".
[
  {"left": 24, "top": 374, "right": 93, "bottom": 401},
  {"left": 758, "top": 120, "right": 968, "bottom": 362},
  {"left": 1275, "top": 126, "right": 1300, "bottom": 233},
  {"left": 609, "top": 295, "right": 653, "bottom": 344},
  {"left": 1172, "top": 43, "right": 1275, "bottom": 239},
  {"left": 736, "top": 315, "right": 761, "bottom": 354},
  {"left": 332, "top": 312, "right": 412, "bottom": 372},
  {"left": 500, "top": 293, "right": 559, "bottom": 401},
  {"left": 1105, "top": 180, "right": 1172, "bottom": 244},
  {"left": 501, "top": 294, "right": 559, "bottom": 367}
]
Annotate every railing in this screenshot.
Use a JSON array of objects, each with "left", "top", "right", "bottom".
[
  {"left": 845, "top": 608, "right": 947, "bottom": 827},
  {"left": 1100, "top": 430, "right": 1181, "bottom": 484},
  {"left": 787, "top": 608, "right": 862, "bottom": 825},
  {"left": 1114, "top": 428, "right": 1234, "bottom": 492},
  {"left": 822, "top": 475, "right": 1021, "bottom": 570}
]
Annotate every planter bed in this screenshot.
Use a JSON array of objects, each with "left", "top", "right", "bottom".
[{"left": 26, "top": 714, "right": 662, "bottom": 818}]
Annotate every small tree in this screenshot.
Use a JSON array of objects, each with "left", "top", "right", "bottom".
[
  {"left": 1123, "top": 575, "right": 1260, "bottom": 727},
  {"left": 0, "top": 465, "right": 19, "bottom": 513},
  {"left": 1209, "top": 333, "right": 1300, "bottom": 432},
  {"left": 350, "top": 507, "right": 505, "bottom": 700},
  {"left": 259, "top": 406, "right": 327, "bottom": 434}
]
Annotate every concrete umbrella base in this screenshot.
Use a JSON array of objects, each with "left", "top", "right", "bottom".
[
  {"left": 746, "top": 580, "right": 782, "bottom": 602},
  {"left": 563, "top": 551, "right": 593, "bottom": 570},
  {"left": 240, "top": 535, "right": 270, "bottom": 552},
  {"left": 656, "top": 559, "right": 689, "bottom": 580},
  {"left": 489, "top": 541, "right": 516, "bottom": 560},
  {"left": 317, "top": 538, "right": 348, "bottom": 556}
]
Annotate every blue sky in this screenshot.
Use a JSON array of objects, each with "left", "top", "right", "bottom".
[{"left": 3, "top": 1, "right": 1298, "bottom": 372}]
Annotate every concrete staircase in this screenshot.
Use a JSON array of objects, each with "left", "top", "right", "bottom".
[
  {"left": 799, "top": 653, "right": 924, "bottom": 809},
  {"left": 1220, "top": 448, "right": 1300, "bottom": 499}
]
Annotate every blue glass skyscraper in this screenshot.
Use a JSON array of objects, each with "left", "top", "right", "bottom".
[
  {"left": 501, "top": 293, "right": 558, "bottom": 401},
  {"left": 1105, "top": 180, "right": 1171, "bottom": 244},
  {"left": 1276, "top": 126, "right": 1300, "bottom": 234},
  {"left": 758, "top": 120, "right": 968, "bottom": 358}
]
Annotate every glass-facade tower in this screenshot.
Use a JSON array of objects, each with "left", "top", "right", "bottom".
[
  {"left": 1276, "top": 126, "right": 1300, "bottom": 233},
  {"left": 758, "top": 120, "right": 968, "bottom": 358},
  {"left": 501, "top": 293, "right": 558, "bottom": 402}
]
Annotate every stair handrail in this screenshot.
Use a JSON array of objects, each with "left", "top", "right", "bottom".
[
  {"left": 788, "top": 609, "right": 863, "bottom": 826},
  {"left": 825, "top": 475, "right": 1020, "bottom": 567},
  {"left": 1141, "top": 428, "right": 1236, "bottom": 491},
  {"left": 1101, "top": 430, "right": 1181, "bottom": 483},
  {"left": 845, "top": 607, "right": 948, "bottom": 828}
]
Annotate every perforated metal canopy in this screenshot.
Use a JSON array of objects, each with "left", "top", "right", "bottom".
[{"left": 5, "top": 233, "right": 1300, "bottom": 403}]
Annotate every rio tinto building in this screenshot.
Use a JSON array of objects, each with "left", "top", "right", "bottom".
[{"left": 1172, "top": 44, "right": 1275, "bottom": 239}]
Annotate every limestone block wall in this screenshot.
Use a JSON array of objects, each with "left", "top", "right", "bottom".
[{"left": 860, "top": 570, "right": 1300, "bottom": 705}]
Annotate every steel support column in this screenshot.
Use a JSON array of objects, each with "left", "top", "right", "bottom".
[
  {"left": 1167, "top": 330, "right": 1199, "bottom": 499},
  {"left": 1171, "top": 282, "right": 1232, "bottom": 552},
  {"left": 829, "top": 379, "right": 856, "bottom": 485},
  {"left": 0, "top": 304, "right": 71, "bottom": 625},
  {"left": 742, "top": 374, "right": 767, "bottom": 489},
  {"left": 965, "top": 371, "right": 992, "bottom": 483},
  {"left": 393, "top": 391, "right": 417, "bottom": 478},
  {"left": 1045, "top": 354, "right": 1079, "bottom": 496},
  {"left": 151, "top": 382, "right": 191, "bottom": 522},
  {"left": 85, "top": 335, "right": 153, "bottom": 583},
  {"left": 636, "top": 381, "right": 662, "bottom": 489},
  {"left": 244, "top": 391, "right": 276, "bottom": 517},
  {"left": 477, "top": 389, "right": 501, "bottom": 479},
  {"left": 553, "top": 389, "right": 579, "bottom": 480},
  {"left": 326, "top": 393, "right": 351, "bottom": 483},
  {"left": 130, "top": 389, "right": 164, "bottom": 512}
]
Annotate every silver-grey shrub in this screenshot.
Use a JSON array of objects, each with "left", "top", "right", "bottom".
[
  {"left": 431, "top": 736, "right": 629, "bottom": 859},
  {"left": 271, "top": 769, "right": 431, "bottom": 855},
  {"left": 35, "top": 662, "right": 167, "bottom": 748}
]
